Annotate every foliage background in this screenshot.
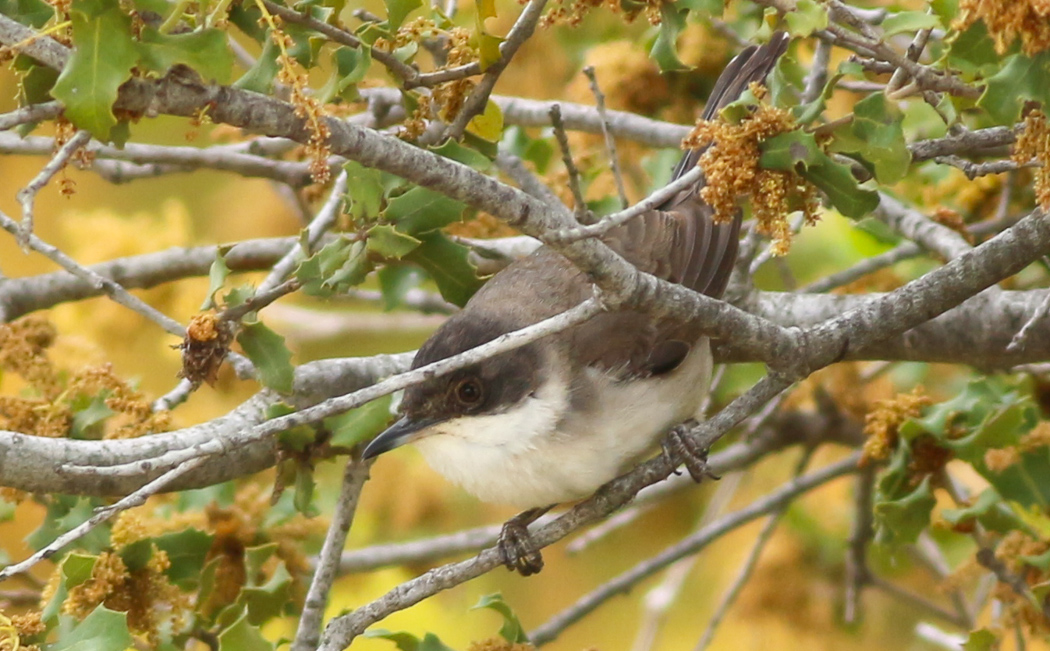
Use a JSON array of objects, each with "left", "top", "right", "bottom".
[{"left": 0, "top": 0, "right": 1048, "bottom": 648}]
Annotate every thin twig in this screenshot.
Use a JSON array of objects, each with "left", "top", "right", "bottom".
[
  {"left": 549, "top": 104, "right": 590, "bottom": 224},
  {"left": 0, "top": 456, "right": 207, "bottom": 581},
  {"left": 1007, "top": 290, "right": 1050, "bottom": 353},
  {"left": 694, "top": 448, "right": 815, "bottom": 651},
  {"left": 528, "top": 454, "right": 861, "bottom": 647},
  {"left": 0, "top": 100, "right": 62, "bottom": 130},
  {"left": 15, "top": 129, "right": 91, "bottom": 248},
  {"left": 868, "top": 576, "right": 971, "bottom": 628},
  {"left": 292, "top": 458, "right": 370, "bottom": 651},
  {"left": 0, "top": 209, "right": 186, "bottom": 337},
  {"left": 843, "top": 464, "right": 875, "bottom": 624},
  {"left": 443, "top": 0, "right": 548, "bottom": 140},
  {"left": 801, "top": 39, "right": 832, "bottom": 105},
  {"left": 583, "top": 65, "right": 628, "bottom": 208},
  {"left": 934, "top": 155, "right": 1038, "bottom": 180},
  {"left": 550, "top": 166, "right": 705, "bottom": 242}
]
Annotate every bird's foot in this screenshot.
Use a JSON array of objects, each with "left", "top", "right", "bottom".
[
  {"left": 661, "top": 420, "right": 720, "bottom": 483},
  {"left": 497, "top": 506, "right": 551, "bottom": 576}
]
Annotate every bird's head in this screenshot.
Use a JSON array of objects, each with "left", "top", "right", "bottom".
[{"left": 361, "top": 311, "right": 547, "bottom": 460}]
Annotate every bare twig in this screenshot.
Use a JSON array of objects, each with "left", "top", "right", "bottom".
[
  {"left": 0, "top": 209, "right": 186, "bottom": 337},
  {"left": 0, "top": 456, "right": 207, "bottom": 581},
  {"left": 528, "top": 454, "right": 861, "bottom": 647},
  {"left": 1007, "top": 290, "right": 1050, "bottom": 353},
  {"left": 549, "top": 104, "right": 590, "bottom": 224},
  {"left": 694, "top": 448, "right": 815, "bottom": 651},
  {"left": 0, "top": 100, "right": 62, "bottom": 130},
  {"left": 843, "top": 464, "right": 875, "bottom": 624},
  {"left": 15, "top": 129, "right": 91, "bottom": 247},
  {"left": 583, "top": 65, "right": 628, "bottom": 208},
  {"left": 292, "top": 458, "right": 370, "bottom": 651},
  {"left": 933, "top": 155, "right": 1039, "bottom": 180}
]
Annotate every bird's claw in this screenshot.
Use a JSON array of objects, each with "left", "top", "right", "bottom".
[
  {"left": 498, "top": 518, "right": 544, "bottom": 576},
  {"left": 662, "top": 420, "right": 720, "bottom": 483}
]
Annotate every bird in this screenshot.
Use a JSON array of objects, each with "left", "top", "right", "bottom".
[{"left": 362, "top": 32, "right": 791, "bottom": 575}]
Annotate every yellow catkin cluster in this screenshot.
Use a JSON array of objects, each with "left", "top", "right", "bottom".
[
  {"left": 539, "top": 0, "right": 660, "bottom": 28},
  {"left": 0, "top": 316, "right": 167, "bottom": 439},
  {"left": 432, "top": 28, "right": 478, "bottom": 122},
  {"left": 1013, "top": 110, "right": 1050, "bottom": 209},
  {"left": 859, "top": 387, "right": 933, "bottom": 465},
  {"left": 267, "top": 19, "right": 332, "bottom": 184},
  {"left": 63, "top": 550, "right": 189, "bottom": 649},
  {"left": 955, "top": 0, "right": 1050, "bottom": 55},
  {"left": 988, "top": 422, "right": 1050, "bottom": 471},
  {"left": 993, "top": 530, "right": 1050, "bottom": 634},
  {"left": 681, "top": 84, "right": 819, "bottom": 256},
  {"left": 68, "top": 365, "right": 170, "bottom": 439}
]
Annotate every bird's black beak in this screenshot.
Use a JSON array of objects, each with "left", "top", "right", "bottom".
[{"left": 362, "top": 416, "right": 442, "bottom": 460}]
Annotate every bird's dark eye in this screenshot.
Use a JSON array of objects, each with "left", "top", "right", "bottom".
[{"left": 454, "top": 378, "right": 483, "bottom": 406}]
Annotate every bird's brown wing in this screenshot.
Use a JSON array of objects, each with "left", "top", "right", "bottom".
[{"left": 575, "top": 31, "right": 789, "bottom": 378}]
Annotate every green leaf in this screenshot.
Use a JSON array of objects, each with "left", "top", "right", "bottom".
[
  {"left": 18, "top": 59, "right": 60, "bottom": 104},
  {"left": 962, "top": 629, "right": 998, "bottom": 651},
  {"left": 344, "top": 159, "right": 386, "bottom": 221},
  {"left": 367, "top": 224, "right": 422, "bottom": 258},
  {"left": 404, "top": 231, "right": 483, "bottom": 306},
  {"left": 946, "top": 20, "right": 1001, "bottom": 80},
  {"left": 475, "top": 30, "right": 503, "bottom": 71},
  {"left": 384, "top": 0, "right": 421, "bottom": 30},
  {"left": 240, "top": 560, "right": 294, "bottom": 623},
  {"left": 319, "top": 45, "right": 371, "bottom": 103},
  {"left": 154, "top": 528, "right": 214, "bottom": 588},
  {"left": 0, "top": 0, "right": 54, "bottom": 27},
  {"left": 237, "top": 322, "right": 295, "bottom": 393},
  {"left": 218, "top": 611, "right": 275, "bottom": 651},
  {"left": 377, "top": 265, "right": 424, "bottom": 310},
  {"left": 760, "top": 131, "right": 880, "bottom": 218},
  {"left": 430, "top": 138, "right": 494, "bottom": 171},
  {"left": 52, "top": 605, "right": 133, "bottom": 651},
  {"left": 51, "top": 0, "right": 137, "bottom": 140},
  {"left": 649, "top": 3, "right": 687, "bottom": 72},
  {"left": 874, "top": 475, "right": 936, "bottom": 546},
  {"left": 979, "top": 51, "right": 1050, "bottom": 124},
  {"left": 467, "top": 98, "right": 504, "bottom": 141},
  {"left": 472, "top": 593, "right": 529, "bottom": 643},
  {"left": 119, "top": 538, "right": 153, "bottom": 572},
  {"left": 293, "top": 463, "right": 319, "bottom": 516},
  {"left": 69, "top": 393, "right": 114, "bottom": 439},
  {"left": 783, "top": 0, "right": 827, "bottom": 37},
  {"left": 831, "top": 94, "right": 911, "bottom": 184},
  {"left": 941, "top": 488, "right": 1027, "bottom": 534},
  {"left": 234, "top": 36, "right": 280, "bottom": 93},
  {"left": 202, "top": 249, "right": 231, "bottom": 310},
  {"left": 137, "top": 27, "right": 234, "bottom": 83},
  {"left": 365, "top": 629, "right": 456, "bottom": 651},
  {"left": 383, "top": 186, "right": 465, "bottom": 235},
  {"left": 327, "top": 393, "right": 394, "bottom": 448},
  {"left": 475, "top": 0, "right": 496, "bottom": 20},
  {"left": 880, "top": 11, "right": 941, "bottom": 36}
]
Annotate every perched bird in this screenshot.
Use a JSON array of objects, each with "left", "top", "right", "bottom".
[{"left": 363, "top": 32, "right": 791, "bottom": 574}]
